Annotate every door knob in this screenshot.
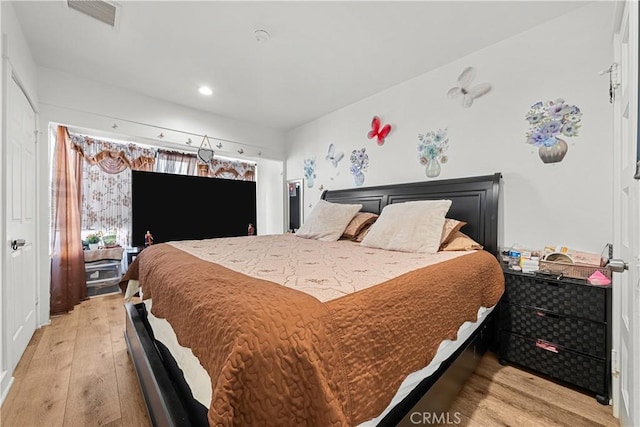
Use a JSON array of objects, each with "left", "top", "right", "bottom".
[
  {"left": 11, "top": 239, "right": 25, "bottom": 250},
  {"left": 607, "top": 258, "right": 629, "bottom": 273}
]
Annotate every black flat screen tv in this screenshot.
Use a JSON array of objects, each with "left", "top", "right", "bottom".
[{"left": 131, "top": 170, "right": 256, "bottom": 247}]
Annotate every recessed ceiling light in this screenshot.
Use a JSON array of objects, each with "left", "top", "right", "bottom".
[{"left": 198, "top": 86, "right": 213, "bottom": 96}]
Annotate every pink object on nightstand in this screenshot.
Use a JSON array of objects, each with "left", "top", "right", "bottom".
[{"left": 588, "top": 270, "right": 611, "bottom": 285}]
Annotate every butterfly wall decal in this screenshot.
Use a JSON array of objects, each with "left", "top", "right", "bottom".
[
  {"left": 325, "top": 143, "right": 344, "bottom": 168},
  {"left": 367, "top": 116, "right": 392, "bottom": 146},
  {"left": 447, "top": 67, "right": 492, "bottom": 108}
]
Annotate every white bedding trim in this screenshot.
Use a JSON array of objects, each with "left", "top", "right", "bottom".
[
  {"left": 144, "top": 299, "right": 213, "bottom": 408},
  {"left": 144, "top": 299, "right": 494, "bottom": 423}
]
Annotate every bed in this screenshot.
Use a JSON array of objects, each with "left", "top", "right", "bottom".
[{"left": 122, "top": 172, "right": 504, "bottom": 427}]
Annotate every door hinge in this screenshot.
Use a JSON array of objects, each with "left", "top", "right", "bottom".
[{"left": 611, "top": 349, "right": 620, "bottom": 377}]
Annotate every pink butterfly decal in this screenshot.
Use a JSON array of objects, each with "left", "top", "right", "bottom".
[{"left": 367, "top": 116, "right": 392, "bottom": 146}]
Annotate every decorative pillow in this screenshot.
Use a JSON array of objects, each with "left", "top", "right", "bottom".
[
  {"left": 341, "top": 212, "right": 379, "bottom": 240},
  {"left": 353, "top": 223, "right": 374, "bottom": 242},
  {"left": 295, "top": 199, "right": 362, "bottom": 242},
  {"left": 440, "top": 231, "right": 483, "bottom": 251},
  {"left": 440, "top": 219, "right": 467, "bottom": 246},
  {"left": 360, "top": 200, "right": 452, "bottom": 253}
]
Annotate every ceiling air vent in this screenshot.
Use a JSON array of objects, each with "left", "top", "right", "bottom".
[{"left": 67, "top": 0, "right": 118, "bottom": 28}]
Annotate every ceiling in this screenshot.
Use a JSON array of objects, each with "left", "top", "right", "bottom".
[{"left": 13, "top": 1, "right": 590, "bottom": 132}]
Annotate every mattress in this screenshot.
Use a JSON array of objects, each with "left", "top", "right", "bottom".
[{"left": 144, "top": 298, "right": 494, "bottom": 426}]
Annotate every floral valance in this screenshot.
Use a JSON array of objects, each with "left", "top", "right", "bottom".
[
  {"left": 198, "top": 158, "right": 256, "bottom": 181},
  {"left": 70, "top": 133, "right": 255, "bottom": 181},
  {"left": 70, "top": 134, "right": 157, "bottom": 174}
]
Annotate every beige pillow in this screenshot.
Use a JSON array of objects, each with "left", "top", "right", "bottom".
[
  {"left": 341, "top": 212, "right": 379, "bottom": 240},
  {"left": 295, "top": 199, "right": 362, "bottom": 242},
  {"left": 440, "top": 219, "right": 467, "bottom": 246},
  {"left": 360, "top": 200, "right": 452, "bottom": 253},
  {"left": 440, "top": 231, "right": 483, "bottom": 251}
]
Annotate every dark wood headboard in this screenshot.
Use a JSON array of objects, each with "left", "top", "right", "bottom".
[{"left": 321, "top": 173, "right": 502, "bottom": 256}]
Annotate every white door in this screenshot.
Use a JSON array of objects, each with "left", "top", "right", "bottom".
[
  {"left": 4, "top": 75, "right": 37, "bottom": 372},
  {"left": 612, "top": 1, "right": 639, "bottom": 425}
]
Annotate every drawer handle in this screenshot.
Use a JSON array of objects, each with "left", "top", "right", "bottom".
[
  {"left": 535, "top": 311, "right": 560, "bottom": 319},
  {"left": 535, "top": 339, "right": 559, "bottom": 353}
]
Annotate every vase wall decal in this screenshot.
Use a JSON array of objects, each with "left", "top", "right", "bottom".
[
  {"left": 525, "top": 99, "right": 581, "bottom": 164},
  {"left": 418, "top": 129, "right": 449, "bottom": 177},
  {"left": 303, "top": 158, "right": 316, "bottom": 188},
  {"left": 425, "top": 158, "right": 441, "bottom": 177},
  {"left": 349, "top": 148, "right": 369, "bottom": 187},
  {"left": 538, "top": 138, "right": 568, "bottom": 164}
]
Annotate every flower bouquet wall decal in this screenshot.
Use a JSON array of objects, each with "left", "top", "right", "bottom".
[
  {"left": 525, "top": 98, "right": 582, "bottom": 164},
  {"left": 350, "top": 148, "right": 369, "bottom": 186},
  {"left": 303, "top": 158, "right": 316, "bottom": 188},
  {"left": 417, "top": 128, "right": 449, "bottom": 177}
]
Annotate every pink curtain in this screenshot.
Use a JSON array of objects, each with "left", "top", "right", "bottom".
[{"left": 50, "top": 126, "right": 87, "bottom": 314}]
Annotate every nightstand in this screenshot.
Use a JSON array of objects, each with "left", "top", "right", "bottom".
[
  {"left": 499, "top": 268, "right": 611, "bottom": 404},
  {"left": 126, "top": 247, "right": 145, "bottom": 269},
  {"left": 84, "top": 247, "right": 125, "bottom": 289}
]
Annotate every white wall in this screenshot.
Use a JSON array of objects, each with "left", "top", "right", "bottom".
[
  {"left": 38, "top": 67, "right": 285, "bottom": 160},
  {"left": 285, "top": 3, "right": 615, "bottom": 255},
  {"left": 37, "top": 67, "right": 287, "bottom": 326},
  {"left": 2, "top": 2, "right": 38, "bottom": 105}
]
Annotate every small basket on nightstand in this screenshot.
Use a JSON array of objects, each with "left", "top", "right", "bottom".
[{"left": 537, "top": 260, "right": 612, "bottom": 281}]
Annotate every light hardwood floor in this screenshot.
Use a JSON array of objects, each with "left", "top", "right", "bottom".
[
  {"left": 0, "top": 293, "right": 150, "bottom": 427},
  {"left": 0, "top": 293, "right": 620, "bottom": 427}
]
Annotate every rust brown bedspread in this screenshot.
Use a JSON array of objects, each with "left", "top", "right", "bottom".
[{"left": 122, "top": 243, "right": 504, "bottom": 426}]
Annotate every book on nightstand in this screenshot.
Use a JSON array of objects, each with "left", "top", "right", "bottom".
[{"left": 520, "top": 257, "right": 539, "bottom": 273}]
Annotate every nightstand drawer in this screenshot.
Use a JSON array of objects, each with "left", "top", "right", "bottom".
[
  {"left": 501, "top": 332, "right": 607, "bottom": 396},
  {"left": 500, "top": 304, "right": 606, "bottom": 358},
  {"left": 504, "top": 274, "right": 605, "bottom": 322}
]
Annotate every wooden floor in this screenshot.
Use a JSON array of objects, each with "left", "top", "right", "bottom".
[
  {"left": 445, "top": 355, "right": 618, "bottom": 427},
  {"left": 0, "top": 293, "right": 150, "bottom": 427},
  {"left": 0, "top": 293, "right": 619, "bottom": 427}
]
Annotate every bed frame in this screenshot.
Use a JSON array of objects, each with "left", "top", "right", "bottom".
[{"left": 124, "top": 172, "right": 503, "bottom": 427}]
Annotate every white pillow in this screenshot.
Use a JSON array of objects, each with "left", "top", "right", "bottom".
[
  {"left": 360, "top": 200, "right": 452, "bottom": 253},
  {"left": 295, "top": 199, "right": 363, "bottom": 241}
]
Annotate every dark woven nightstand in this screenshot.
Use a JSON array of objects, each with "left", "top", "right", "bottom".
[{"left": 498, "top": 268, "right": 612, "bottom": 404}]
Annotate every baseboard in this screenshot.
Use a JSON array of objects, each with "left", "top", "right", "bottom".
[{"left": 0, "top": 370, "right": 15, "bottom": 407}]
